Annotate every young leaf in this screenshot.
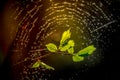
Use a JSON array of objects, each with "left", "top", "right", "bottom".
[
  {"left": 41, "top": 62, "right": 55, "bottom": 70},
  {"left": 60, "top": 44, "right": 71, "bottom": 51},
  {"left": 60, "top": 28, "right": 71, "bottom": 45},
  {"left": 32, "top": 61, "right": 40, "bottom": 68},
  {"left": 72, "top": 55, "right": 84, "bottom": 62},
  {"left": 68, "top": 47, "right": 74, "bottom": 54},
  {"left": 68, "top": 40, "right": 75, "bottom": 47},
  {"left": 88, "top": 46, "right": 96, "bottom": 54},
  {"left": 46, "top": 43, "right": 57, "bottom": 52},
  {"left": 77, "top": 45, "right": 96, "bottom": 56},
  {"left": 59, "top": 40, "right": 68, "bottom": 50}
]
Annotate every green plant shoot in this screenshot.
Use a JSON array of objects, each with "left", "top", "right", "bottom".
[
  {"left": 59, "top": 28, "right": 71, "bottom": 49},
  {"left": 59, "top": 40, "right": 75, "bottom": 52},
  {"left": 72, "top": 55, "right": 84, "bottom": 62},
  {"left": 72, "top": 45, "right": 96, "bottom": 62},
  {"left": 77, "top": 45, "right": 96, "bottom": 56},
  {"left": 60, "top": 44, "right": 71, "bottom": 51},
  {"left": 32, "top": 61, "right": 55, "bottom": 70},
  {"left": 68, "top": 47, "right": 74, "bottom": 54},
  {"left": 67, "top": 40, "right": 75, "bottom": 54},
  {"left": 32, "top": 60, "right": 40, "bottom": 68},
  {"left": 46, "top": 43, "right": 57, "bottom": 52},
  {"left": 41, "top": 62, "right": 55, "bottom": 70},
  {"left": 68, "top": 40, "right": 75, "bottom": 47},
  {"left": 32, "top": 28, "right": 96, "bottom": 70}
]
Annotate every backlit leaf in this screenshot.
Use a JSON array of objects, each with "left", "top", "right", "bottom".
[
  {"left": 60, "top": 28, "right": 71, "bottom": 45},
  {"left": 68, "top": 47, "right": 74, "bottom": 54},
  {"left": 68, "top": 40, "right": 75, "bottom": 47},
  {"left": 77, "top": 45, "right": 96, "bottom": 56},
  {"left": 59, "top": 40, "right": 68, "bottom": 50},
  {"left": 72, "top": 55, "right": 84, "bottom": 62},
  {"left": 60, "top": 44, "right": 71, "bottom": 51},
  {"left": 32, "top": 61, "right": 40, "bottom": 68},
  {"left": 41, "top": 62, "right": 55, "bottom": 70},
  {"left": 46, "top": 43, "right": 57, "bottom": 52}
]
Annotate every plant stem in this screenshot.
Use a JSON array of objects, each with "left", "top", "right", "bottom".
[
  {"left": 35, "top": 52, "right": 53, "bottom": 60},
  {"left": 29, "top": 48, "right": 47, "bottom": 52},
  {"left": 12, "top": 50, "right": 73, "bottom": 66}
]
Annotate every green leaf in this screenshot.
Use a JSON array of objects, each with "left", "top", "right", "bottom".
[
  {"left": 72, "top": 55, "right": 84, "bottom": 62},
  {"left": 88, "top": 46, "right": 96, "bottom": 54},
  {"left": 60, "top": 28, "right": 71, "bottom": 45},
  {"left": 32, "top": 61, "right": 40, "bottom": 68},
  {"left": 59, "top": 40, "right": 68, "bottom": 50},
  {"left": 60, "top": 44, "right": 71, "bottom": 51},
  {"left": 32, "top": 61, "right": 55, "bottom": 70},
  {"left": 46, "top": 43, "right": 57, "bottom": 52},
  {"left": 68, "top": 40, "right": 75, "bottom": 47},
  {"left": 68, "top": 47, "right": 74, "bottom": 54},
  {"left": 60, "top": 40, "right": 75, "bottom": 53},
  {"left": 79, "top": 53, "right": 89, "bottom": 57},
  {"left": 77, "top": 45, "right": 96, "bottom": 56},
  {"left": 41, "top": 62, "right": 55, "bottom": 70}
]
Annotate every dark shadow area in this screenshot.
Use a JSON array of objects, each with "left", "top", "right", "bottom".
[{"left": 0, "top": 0, "right": 120, "bottom": 80}]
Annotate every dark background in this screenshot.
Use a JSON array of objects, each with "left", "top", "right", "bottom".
[{"left": 0, "top": 0, "right": 120, "bottom": 80}]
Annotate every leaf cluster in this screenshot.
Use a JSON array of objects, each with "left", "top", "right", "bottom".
[
  {"left": 32, "top": 29, "right": 96, "bottom": 70},
  {"left": 46, "top": 29, "right": 96, "bottom": 62}
]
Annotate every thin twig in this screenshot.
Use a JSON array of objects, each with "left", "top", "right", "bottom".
[
  {"left": 12, "top": 51, "right": 72, "bottom": 66},
  {"left": 29, "top": 48, "right": 47, "bottom": 52},
  {"left": 35, "top": 52, "right": 53, "bottom": 60}
]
